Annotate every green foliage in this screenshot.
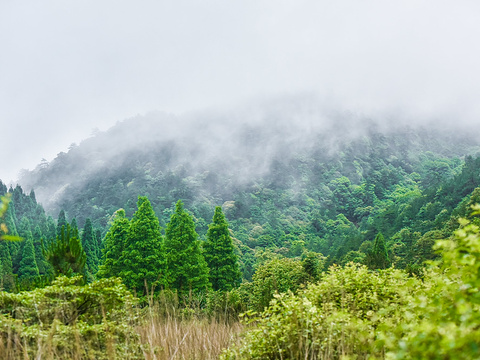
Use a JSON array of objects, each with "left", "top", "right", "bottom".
[
  {"left": 16, "top": 120, "right": 480, "bottom": 275},
  {"left": 365, "top": 232, "right": 391, "bottom": 270},
  {"left": 224, "top": 206, "right": 480, "bottom": 359},
  {"left": 249, "top": 257, "right": 309, "bottom": 312},
  {"left": 301, "top": 250, "right": 325, "bottom": 281},
  {"left": 0, "top": 193, "right": 22, "bottom": 242},
  {"left": 43, "top": 224, "right": 86, "bottom": 277},
  {"left": 119, "top": 196, "right": 165, "bottom": 295},
  {"left": 56, "top": 209, "right": 67, "bottom": 236},
  {"left": 0, "top": 276, "right": 142, "bottom": 359},
  {"left": 165, "top": 200, "right": 210, "bottom": 295},
  {"left": 204, "top": 206, "right": 241, "bottom": 291},
  {"left": 97, "top": 209, "right": 129, "bottom": 279},
  {"left": 0, "top": 241, "right": 15, "bottom": 291},
  {"left": 32, "top": 225, "right": 48, "bottom": 275},
  {"left": 381, "top": 205, "right": 480, "bottom": 359},
  {"left": 82, "top": 218, "right": 99, "bottom": 275},
  {"left": 223, "top": 263, "right": 417, "bottom": 359},
  {"left": 18, "top": 236, "right": 39, "bottom": 280}
]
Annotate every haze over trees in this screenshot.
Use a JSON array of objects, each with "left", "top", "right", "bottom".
[{"left": 2, "top": 110, "right": 480, "bottom": 357}]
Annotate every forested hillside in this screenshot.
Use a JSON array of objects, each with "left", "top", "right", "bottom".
[
  {"left": 8, "top": 108, "right": 480, "bottom": 282},
  {"left": 3, "top": 108, "right": 480, "bottom": 358}
]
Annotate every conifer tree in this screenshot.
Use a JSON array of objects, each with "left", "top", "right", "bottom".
[
  {"left": 44, "top": 224, "right": 86, "bottom": 277},
  {"left": 29, "top": 189, "right": 36, "bottom": 203},
  {"left": 56, "top": 210, "right": 67, "bottom": 237},
  {"left": 70, "top": 218, "right": 78, "bottom": 233},
  {"left": 95, "top": 229, "right": 103, "bottom": 259},
  {"left": 0, "top": 180, "right": 7, "bottom": 195},
  {"left": 14, "top": 217, "right": 33, "bottom": 273},
  {"left": 33, "top": 225, "right": 49, "bottom": 275},
  {"left": 365, "top": 232, "right": 390, "bottom": 270},
  {"left": 45, "top": 216, "right": 56, "bottom": 245},
  {"left": 18, "top": 217, "right": 32, "bottom": 240},
  {"left": 5, "top": 202, "right": 18, "bottom": 238},
  {"left": 0, "top": 242, "right": 15, "bottom": 291},
  {"left": 82, "top": 218, "right": 98, "bottom": 273},
  {"left": 165, "top": 200, "right": 210, "bottom": 294},
  {"left": 18, "top": 236, "right": 39, "bottom": 279},
  {"left": 119, "top": 197, "right": 165, "bottom": 294},
  {"left": 97, "top": 209, "right": 129, "bottom": 278},
  {"left": 204, "top": 206, "right": 241, "bottom": 291}
]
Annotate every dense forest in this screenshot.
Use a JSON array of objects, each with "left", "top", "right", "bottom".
[{"left": 2, "top": 111, "right": 480, "bottom": 358}]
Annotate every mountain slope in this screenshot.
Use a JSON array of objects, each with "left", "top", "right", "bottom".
[{"left": 15, "top": 102, "right": 480, "bottom": 276}]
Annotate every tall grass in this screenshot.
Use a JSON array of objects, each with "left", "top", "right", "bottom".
[
  {"left": 138, "top": 291, "right": 244, "bottom": 360},
  {"left": 0, "top": 311, "right": 243, "bottom": 360},
  {"left": 139, "top": 314, "right": 243, "bottom": 360},
  {"left": 0, "top": 294, "right": 244, "bottom": 360}
]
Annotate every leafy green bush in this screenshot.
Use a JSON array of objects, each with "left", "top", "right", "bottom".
[
  {"left": 224, "top": 206, "right": 480, "bottom": 359},
  {"left": 223, "top": 263, "right": 418, "bottom": 359},
  {"left": 382, "top": 205, "right": 480, "bottom": 359},
  {"left": 250, "top": 257, "right": 309, "bottom": 312},
  {"left": 0, "top": 276, "right": 142, "bottom": 359}
]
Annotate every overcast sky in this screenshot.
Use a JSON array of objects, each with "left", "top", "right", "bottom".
[{"left": 1, "top": 0, "right": 480, "bottom": 184}]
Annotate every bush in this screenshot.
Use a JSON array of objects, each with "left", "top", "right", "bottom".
[
  {"left": 382, "top": 208, "right": 480, "bottom": 359},
  {"left": 223, "top": 263, "right": 418, "bottom": 359},
  {"left": 250, "top": 257, "right": 309, "bottom": 312},
  {"left": 223, "top": 205, "right": 480, "bottom": 359},
  {"left": 0, "top": 276, "right": 142, "bottom": 359}
]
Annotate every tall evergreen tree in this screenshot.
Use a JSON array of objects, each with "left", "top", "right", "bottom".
[
  {"left": 14, "top": 217, "right": 33, "bottom": 273},
  {"left": 33, "top": 225, "right": 49, "bottom": 275},
  {"left": 18, "top": 236, "right": 39, "bottom": 280},
  {"left": 4, "top": 202, "right": 18, "bottom": 238},
  {"left": 97, "top": 209, "right": 129, "bottom": 279},
  {"left": 0, "top": 180, "right": 7, "bottom": 195},
  {"left": 0, "top": 242, "right": 15, "bottom": 291},
  {"left": 44, "top": 224, "right": 86, "bottom": 277},
  {"left": 204, "top": 206, "right": 241, "bottom": 291},
  {"left": 18, "top": 217, "right": 32, "bottom": 239},
  {"left": 365, "top": 232, "right": 390, "bottom": 270},
  {"left": 29, "top": 189, "right": 36, "bottom": 203},
  {"left": 95, "top": 229, "right": 103, "bottom": 261},
  {"left": 82, "top": 218, "right": 98, "bottom": 274},
  {"left": 70, "top": 218, "right": 78, "bottom": 233},
  {"left": 119, "top": 197, "right": 165, "bottom": 294},
  {"left": 45, "top": 216, "right": 57, "bottom": 245},
  {"left": 165, "top": 200, "right": 210, "bottom": 294},
  {"left": 56, "top": 210, "right": 67, "bottom": 237}
]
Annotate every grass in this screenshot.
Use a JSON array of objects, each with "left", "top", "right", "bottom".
[
  {"left": 0, "top": 279, "right": 246, "bottom": 359},
  {"left": 139, "top": 315, "right": 244, "bottom": 360},
  {"left": 0, "top": 306, "right": 244, "bottom": 360}
]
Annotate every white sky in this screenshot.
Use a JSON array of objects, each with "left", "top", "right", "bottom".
[{"left": 2, "top": 0, "right": 480, "bottom": 184}]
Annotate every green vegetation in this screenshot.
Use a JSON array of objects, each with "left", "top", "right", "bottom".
[
  {"left": 2, "top": 121, "right": 480, "bottom": 358},
  {"left": 43, "top": 224, "right": 87, "bottom": 277},
  {"left": 0, "top": 276, "right": 142, "bottom": 359},
  {"left": 204, "top": 206, "right": 241, "bottom": 291},
  {"left": 223, "top": 207, "right": 480, "bottom": 359},
  {"left": 118, "top": 196, "right": 165, "bottom": 295},
  {"left": 97, "top": 209, "right": 129, "bottom": 279},
  {"left": 164, "top": 200, "right": 210, "bottom": 295}
]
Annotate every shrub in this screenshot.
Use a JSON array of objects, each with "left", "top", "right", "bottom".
[
  {"left": 250, "top": 257, "right": 309, "bottom": 312},
  {"left": 223, "top": 205, "right": 480, "bottom": 359},
  {"left": 382, "top": 206, "right": 480, "bottom": 359},
  {"left": 0, "top": 276, "right": 142, "bottom": 359},
  {"left": 223, "top": 263, "right": 419, "bottom": 359}
]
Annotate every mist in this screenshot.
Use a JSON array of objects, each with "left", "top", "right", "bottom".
[{"left": 2, "top": 0, "right": 480, "bottom": 183}]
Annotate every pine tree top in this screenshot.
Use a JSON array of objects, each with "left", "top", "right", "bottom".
[
  {"left": 175, "top": 200, "right": 184, "bottom": 213},
  {"left": 213, "top": 206, "right": 226, "bottom": 223}
]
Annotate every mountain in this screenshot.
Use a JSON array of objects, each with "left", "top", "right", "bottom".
[{"left": 13, "top": 100, "right": 480, "bottom": 277}]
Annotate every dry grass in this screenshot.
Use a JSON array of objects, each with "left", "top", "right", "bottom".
[
  {"left": 0, "top": 314, "right": 244, "bottom": 360},
  {"left": 139, "top": 314, "right": 244, "bottom": 360}
]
